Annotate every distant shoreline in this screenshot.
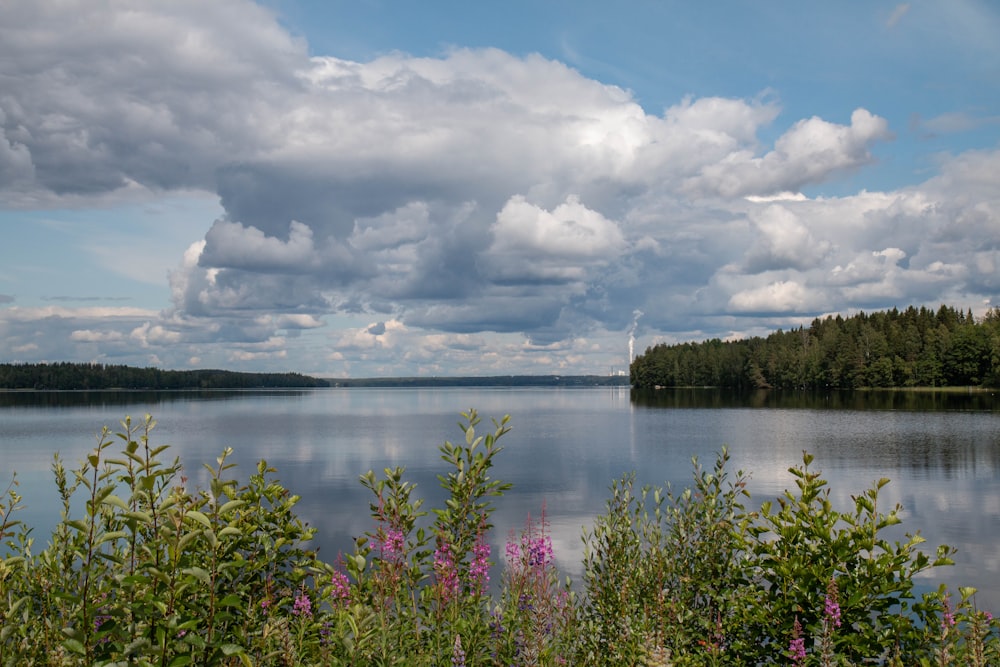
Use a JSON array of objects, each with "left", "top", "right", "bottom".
[
  {"left": 0, "top": 362, "right": 632, "bottom": 390},
  {"left": 327, "top": 375, "right": 631, "bottom": 387}
]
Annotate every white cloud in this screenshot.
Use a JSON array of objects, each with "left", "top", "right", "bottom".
[
  {"left": 742, "top": 204, "right": 832, "bottom": 272},
  {"left": 201, "top": 220, "right": 320, "bottom": 272},
  {"left": 483, "top": 195, "right": 626, "bottom": 284},
  {"left": 1, "top": 0, "right": 998, "bottom": 375},
  {"left": 70, "top": 329, "right": 125, "bottom": 342},
  {"left": 688, "top": 109, "right": 893, "bottom": 197},
  {"left": 728, "top": 280, "right": 813, "bottom": 313}
]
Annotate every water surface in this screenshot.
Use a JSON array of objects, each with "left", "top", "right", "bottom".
[{"left": 2, "top": 387, "right": 998, "bottom": 610}]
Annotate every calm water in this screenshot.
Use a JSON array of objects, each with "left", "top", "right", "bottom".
[{"left": 2, "top": 387, "right": 999, "bottom": 610}]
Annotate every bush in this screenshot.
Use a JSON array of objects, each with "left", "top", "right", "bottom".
[{"left": 1, "top": 412, "right": 998, "bottom": 666}]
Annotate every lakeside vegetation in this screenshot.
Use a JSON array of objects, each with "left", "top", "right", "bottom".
[
  {"left": 631, "top": 305, "right": 1000, "bottom": 390},
  {"left": 1, "top": 412, "right": 997, "bottom": 665}
]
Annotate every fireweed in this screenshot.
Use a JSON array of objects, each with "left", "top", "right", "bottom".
[
  {"left": 1, "top": 412, "right": 999, "bottom": 666},
  {"left": 492, "top": 509, "right": 576, "bottom": 665}
]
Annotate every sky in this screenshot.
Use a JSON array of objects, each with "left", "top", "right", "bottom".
[{"left": 1, "top": 1, "right": 999, "bottom": 378}]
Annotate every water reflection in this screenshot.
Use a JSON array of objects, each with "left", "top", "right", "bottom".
[
  {"left": 2, "top": 387, "right": 998, "bottom": 612},
  {"left": 631, "top": 387, "right": 1000, "bottom": 412}
]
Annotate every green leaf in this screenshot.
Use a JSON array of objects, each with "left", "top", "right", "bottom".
[
  {"left": 185, "top": 510, "right": 211, "bottom": 528},
  {"left": 101, "top": 494, "right": 130, "bottom": 511},
  {"left": 124, "top": 510, "right": 153, "bottom": 524},
  {"left": 65, "top": 519, "right": 89, "bottom": 533},
  {"left": 97, "top": 530, "right": 129, "bottom": 546},
  {"left": 218, "top": 499, "right": 245, "bottom": 516},
  {"left": 63, "top": 638, "right": 87, "bottom": 655},
  {"left": 218, "top": 593, "right": 243, "bottom": 608},
  {"left": 182, "top": 566, "right": 211, "bottom": 584}
]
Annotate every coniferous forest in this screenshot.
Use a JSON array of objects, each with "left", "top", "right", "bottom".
[
  {"left": 631, "top": 305, "right": 1000, "bottom": 390},
  {"left": 0, "top": 362, "right": 330, "bottom": 390}
]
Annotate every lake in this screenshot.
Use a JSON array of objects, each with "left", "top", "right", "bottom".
[{"left": 2, "top": 386, "right": 998, "bottom": 611}]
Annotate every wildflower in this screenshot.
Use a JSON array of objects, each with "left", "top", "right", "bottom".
[
  {"left": 941, "top": 594, "right": 956, "bottom": 629},
  {"left": 470, "top": 535, "right": 491, "bottom": 595},
  {"left": 292, "top": 591, "right": 312, "bottom": 618},
  {"left": 260, "top": 598, "right": 271, "bottom": 616},
  {"left": 434, "top": 542, "right": 460, "bottom": 601},
  {"left": 824, "top": 579, "right": 842, "bottom": 628},
  {"left": 382, "top": 528, "right": 405, "bottom": 558},
  {"left": 452, "top": 634, "right": 467, "bottom": 667},
  {"left": 788, "top": 617, "right": 806, "bottom": 666},
  {"left": 527, "top": 535, "right": 554, "bottom": 567},
  {"left": 330, "top": 569, "right": 351, "bottom": 607},
  {"left": 320, "top": 621, "right": 332, "bottom": 646},
  {"left": 505, "top": 538, "right": 521, "bottom": 564}
]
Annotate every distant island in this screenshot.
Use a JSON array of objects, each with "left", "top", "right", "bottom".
[{"left": 0, "top": 363, "right": 630, "bottom": 390}]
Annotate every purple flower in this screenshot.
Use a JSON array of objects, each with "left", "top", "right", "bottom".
[
  {"left": 330, "top": 569, "right": 351, "bottom": 607},
  {"left": 434, "top": 542, "right": 460, "bottom": 601},
  {"left": 942, "top": 594, "right": 956, "bottom": 629},
  {"left": 824, "top": 579, "right": 842, "bottom": 628},
  {"left": 382, "top": 529, "right": 405, "bottom": 558},
  {"left": 470, "top": 536, "right": 491, "bottom": 595},
  {"left": 526, "top": 535, "right": 554, "bottom": 568},
  {"left": 292, "top": 591, "right": 312, "bottom": 618},
  {"left": 788, "top": 617, "right": 806, "bottom": 666},
  {"left": 505, "top": 539, "right": 520, "bottom": 564},
  {"left": 451, "top": 634, "right": 467, "bottom": 667}
]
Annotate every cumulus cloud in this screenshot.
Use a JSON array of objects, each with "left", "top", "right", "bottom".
[
  {"left": 742, "top": 204, "right": 832, "bottom": 272},
  {"left": 1, "top": 0, "right": 998, "bottom": 375},
  {"left": 687, "top": 109, "right": 893, "bottom": 198},
  {"left": 484, "top": 195, "right": 626, "bottom": 284},
  {"left": 728, "top": 280, "right": 814, "bottom": 314}
]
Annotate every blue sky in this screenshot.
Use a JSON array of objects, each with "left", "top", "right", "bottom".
[{"left": 2, "top": 1, "right": 999, "bottom": 377}]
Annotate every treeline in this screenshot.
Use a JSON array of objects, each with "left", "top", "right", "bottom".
[
  {"left": 332, "top": 375, "right": 630, "bottom": 387},
  {"left": 631, "top": 305, "right": 1000, "bottom": 389},
  {"left": 0, "top": 362, "right": 330, "bottom": 390}
]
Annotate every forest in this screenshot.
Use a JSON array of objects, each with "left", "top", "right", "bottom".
[
  {"left": 630, "top": 304, "right": 1000, "bottom": 390},
  {"left": 0, "top": 362, "right": 330, "bottom": 390}
]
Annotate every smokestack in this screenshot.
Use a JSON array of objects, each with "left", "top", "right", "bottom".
[{"left": 627, "top": 309, "right": 643, "bottom": 365}]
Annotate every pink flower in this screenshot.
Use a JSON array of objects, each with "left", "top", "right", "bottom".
[
  {"left": 382, "top": 529, "right": 405, "bottom": 558},
  {"left": 330, "top": 570, "right": 351, "bottom": 607},
  {"left": 942, "top": 594, "right": 956, "bottom": 629},
  {"left": 292, "top": 591, "right": 312, "bottom": 618},
  {"left": 434, "top": 542, "right": 460, "bottom": 601},
  {"left": 505, "top": 539, "right": 520, "bottom": 564},
  {"left": 470, "top": 536, "right": 491, "bottom": 595},
  {"left": 824, "top": 579, "right": 842, "bottom": 628},
  {"left": 788, "top": 617, "right": 806, "bottom": 666}
]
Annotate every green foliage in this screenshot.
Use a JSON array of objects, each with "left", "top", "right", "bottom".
[
  {"left": 745, "top": 452, "right": 957, "bottom": 664},
  {"left": 632, "top": 304, "right": 1000, "bottom": 390},
  {"left": 579, "top": 450, "right": 758, "bottom": 665},
  {"left": 2, "top": 411, "right": 999, "bottom": 666}
]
